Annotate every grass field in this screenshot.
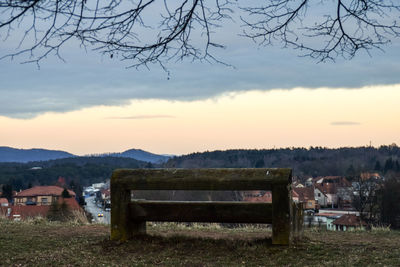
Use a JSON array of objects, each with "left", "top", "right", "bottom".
[{"left": 1, "top": 219, "right": 399, "bottom": 266}]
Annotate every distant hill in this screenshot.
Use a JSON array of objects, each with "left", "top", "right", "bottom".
[
  {"left": 0, "top": 156, "right": 150, "bottom": 189},
  {"left": 0, "top": 146, "right": 172, "bottom": 164},
  {"left": 0, "top": 146, "right": 75, "bottom": 163},
  {"left": 107, "top": 149, "right": 172, "bottom": 163}
]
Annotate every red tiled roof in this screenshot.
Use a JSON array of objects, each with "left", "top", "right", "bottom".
[
  {"left": 314, "top": 176, "right": 351, "bottom": 187},
  {"left": 336, "top": 177, "right": 352, "bottom": 187},
  {"left": 101, "top": 188, "right": 110, "bottom": 197},
  {"left": 322, "top": 176, "right": 342, "bottom": 180},
  {"left": 0, "top": 198, "right": 8, "bottom": 204},
  {"left": 292, "top": 187, "right": 314, "bottom": 202},
  {"left": 315, "top": 183, "right": 337, "bottom": 195},
  {"left": 333, "top": 214, "right": 367, "bottom": 226},
  {"left": 360, "top": 172, "right": 381, "bottom": 181},
  {"left": 15, "top": 186, "right": 76, "bottom": 197}
]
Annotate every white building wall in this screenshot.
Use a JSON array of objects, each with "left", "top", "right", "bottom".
[{"left": 314, "top": 188, "right": 328, "bottom": 207}]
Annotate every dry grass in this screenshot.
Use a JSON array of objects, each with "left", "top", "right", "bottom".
[{"left": 1, "top": 219, "right": 399, "bottom": 266}]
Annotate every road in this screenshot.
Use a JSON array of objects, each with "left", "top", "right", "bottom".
[{"left": 85, "top": 196, "right": 110, "bottom": 224}]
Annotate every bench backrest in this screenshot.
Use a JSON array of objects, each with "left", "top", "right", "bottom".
[{"left": 111, "top": 168, "right": 302, "bottom": 245}]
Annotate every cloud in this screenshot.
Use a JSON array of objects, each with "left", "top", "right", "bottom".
[
  {"left": 105, "top": 115, "right": 176, "bottom": 120},
  {"left": 330, "top": 121, "right": 361, "bottom": 126},
  {"left": 1, "top": 38, "right": 400, "bottom": 119}
]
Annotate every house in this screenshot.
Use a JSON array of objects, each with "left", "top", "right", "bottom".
[
  {"left": 292, "top": 187, "right": 316, "bottom": 210},
  {"left": 0, "top": 197, "right": 81, "bottom": 221},
  {"left": 315, "top": 212, "right": 342, "bottom": 229},
  {"left": 315, "top": 210, "right": 360, "bottom": 229},
  {"left": 313, "top": 176, "right": 351, "bottom": 208},
  {"left": 292, "top": 181, "right": 305, "bottom": 188},
  {"left": 305, "top": 177, "right": 314, "bottom": 187},
  {"left": 100, "top": 188, "right": 111, "bottom": 209},
  {"left": 331, "top": 214, "right": 367, "bottom": 231},
  {"left": 315, "top": 183, "right": 337, "bottom": 207},
  {"left": 101, "top": 188, "right": 110, "bottom": 200},
  {"left": 360, "top": 172, "right": 382, "bottom": 181},
  {"left": 13, "top": 186, "right": 76, "bottom": 206},
  {"left": 92, "top": 182, "right": 106, "bottom": 189},
  {"left": 0, "top": 198, "right": 9, "bottom": 207},
  {"left": 314, "top": 186, "right": 328, "bottom": 207}
]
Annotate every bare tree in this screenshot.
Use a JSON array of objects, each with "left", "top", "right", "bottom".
[
  {"left": 379, "top": 176, "right": 400, "bottom": 229},
  {"left": 1, "top": 0, "right": 399, "bottom": 68},
  {"left": 352, "top": 175, "right": 381, "bottom": 225}
]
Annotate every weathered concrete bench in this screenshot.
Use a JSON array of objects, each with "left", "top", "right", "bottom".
[{"left": 111, "top": 168, "right": 302, "bottom": 245}]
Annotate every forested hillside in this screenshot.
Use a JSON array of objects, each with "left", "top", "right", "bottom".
[
  {"left": 0, "top": 156, "right": 149, "bottom": 191},
  {"left": 103, "top": 148, "right": 171, "bottom": 163},
  {"left": 0, "top": 146, "right": 171, "bottom": 164},
  {"left": 2, "top": 145, "right": 400, "bottom": 193},
  {"left": 164, "top": 145, "right": 400, "bottom": 178},
  {"left": 0, "top": 146, "right": 74, "bottom": 163}
]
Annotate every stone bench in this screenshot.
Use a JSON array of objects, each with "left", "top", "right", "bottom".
[{"left": 110, "top": 168, "right": 302, "bottom": 245}]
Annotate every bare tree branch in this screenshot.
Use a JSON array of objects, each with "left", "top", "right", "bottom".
[
  {"left": 241, "top": 0, "right": 400, "bottom": 61},
  {"left": 0, "top": 0, "right": 399, "bottom": 68}
]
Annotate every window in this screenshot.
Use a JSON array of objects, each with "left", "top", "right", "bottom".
[
  {"left": 318, "top": 193, "right": 321, "bottom": 197},
  {"left": 41, "top": 198, "right": 48, "bottom": 204}
]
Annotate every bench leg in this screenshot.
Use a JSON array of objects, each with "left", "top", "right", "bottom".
[
  {"left": 272, "top": 184, "right": 291, "bottom": 245},
  {"left": 111, "top": 187, "right": 136, "bottom": 241},
  {"left": 291, "top": 202, "right": 303, "bottom": 241}
]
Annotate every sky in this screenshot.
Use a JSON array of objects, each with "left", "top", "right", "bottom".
[{"left": 1, "top": 3, "right": 400, "bottom": 156}]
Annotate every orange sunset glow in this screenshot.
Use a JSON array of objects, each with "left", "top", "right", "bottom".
[{"left": 1, "top": 85, "right": 399, "bottom": 155}]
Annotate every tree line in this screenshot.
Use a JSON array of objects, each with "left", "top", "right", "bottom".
[
  {"left": 164, "top": 145, "right": 400, "bottom": 177},
  {"left": 2, "top": 145, "right": 400, "bottom": 193},
  {"left": 0, "top": 156, "right": 149, "bottom": 200}
]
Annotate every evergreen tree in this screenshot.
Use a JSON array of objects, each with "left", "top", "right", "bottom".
[
  {"left": 145, "top": 162, "right": 153, "bottom": 168},
  {"left": 1, "top": 184, "right": 13, "bottom": 202},
  {"left": 61, "top": 188, "right": 71, "bottom": 198},
  {"left": 346, "top": 164, "right": 357, "bottom": 177},
  {"left": 379, "top": 177, "right": 400, "bottom": 229},
  {"left": 384, "top": 158, "right": 394, "bottom": 173},
  {"left": 374, "top": 161, "right": 381, "bottom": 171},
  {"left": 254, "top": 159, "right": 265, "bottom": 168}
]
